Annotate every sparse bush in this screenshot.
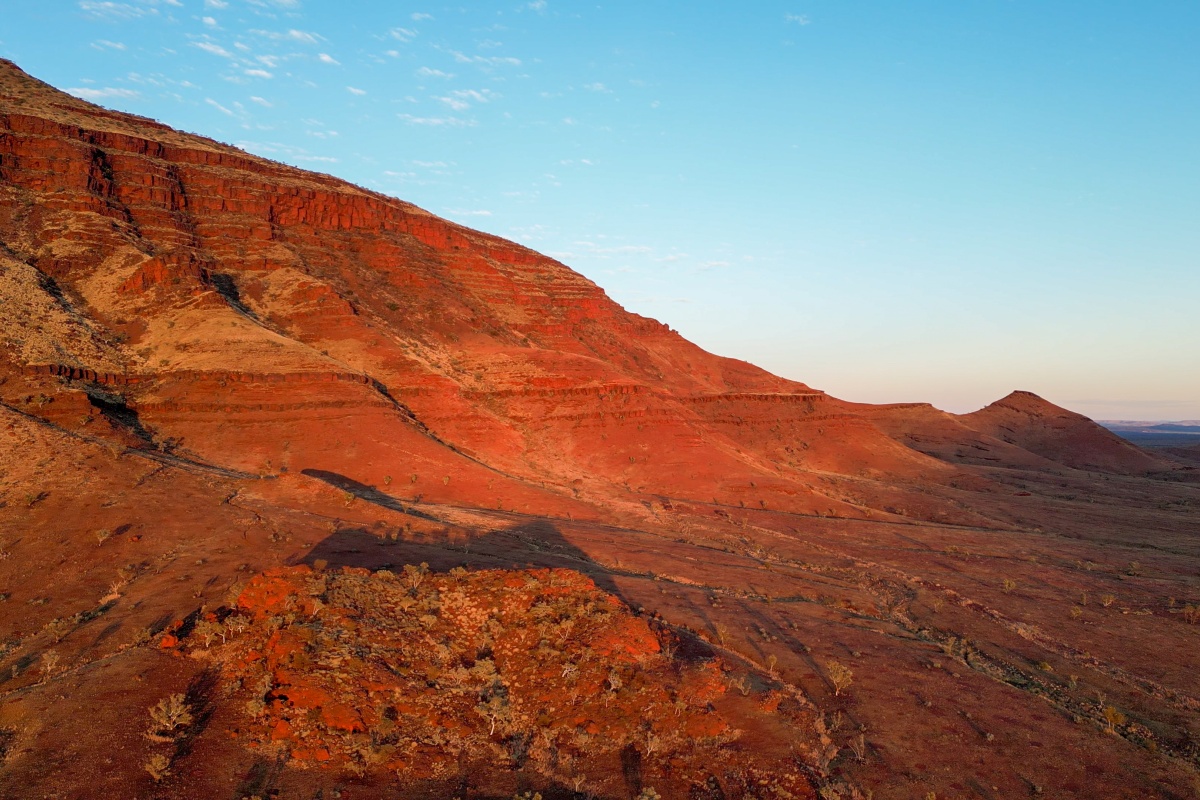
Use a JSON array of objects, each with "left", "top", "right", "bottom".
[
  {"left": 1103, "top": 705, "right": 1126, "bottom": 734},
  {"left": 846, "top": 732, "right": 868, "bottom": 763},
  {"left": 1181, "top": 604, "right": 1200, "bottom": 624},
  {"left": 40, "top": 650, "right": 60, "bottom": 680},
  {"left": 402, "top": 562, "right": 429, "bottom": 594},
  {"left": 1100, "top": 594, "right": 1116, "bottom": 608},
  {"left": 43, "top": 618, "right": 71, "bottom": 644},
  {"left": 95, "top": 529, "right": 112, "bottom": 546},
  {"left": 1069, "top": 607, "right": 1083, "bottom": 620},
  {"left": 193, "top": 618, "right": 223, "bottom": 648},
  {"left": 826, "top": 660, "right": 853, "bottom": 697},
  {"left": 1001, "top": 579, "right": 1016, "bottom": 593},
  {"left": 147, "top": 693, "right": 193, "bottom": 742},
  {"left": 144, "top": 753, "right": 171, "bottom": 782}
]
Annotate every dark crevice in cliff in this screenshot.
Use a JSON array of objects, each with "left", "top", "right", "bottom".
[
  {"left": 208, "top": 272, "right": 258, "bottom": 320},
  {"left": 83, "top": 385, "right": 154, "bottom": 445}
]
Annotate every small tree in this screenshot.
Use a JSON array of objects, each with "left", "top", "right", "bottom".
[
  {"left": 40, "top": 650, "right": 60, "bottom": 681},
  {"left": 402, "top": 562, "right": 429, "bottom": 594},
  {"left": 826, "top": 660, "right": 853, "bottom": 697},
  {"left": 1103, "top": 705, "right": 1126, "bottom": 734},
  {"left": 193, "top": 618, "right": 223, "bottom": 648},
  {"left": 147, "top": 694, "right": 193, "bottom": 742}
]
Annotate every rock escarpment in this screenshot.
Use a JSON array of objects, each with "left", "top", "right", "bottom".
[{"left": 4, "top": 60, "right": 1176, "bottom": 535}]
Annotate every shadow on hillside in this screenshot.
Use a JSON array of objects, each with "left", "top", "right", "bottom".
[
  {"left": 300, "top": 468, "right": 439, "bottom": 520},
  {"left": 296, "top": 469, "right": 624, "bottom": 600}
]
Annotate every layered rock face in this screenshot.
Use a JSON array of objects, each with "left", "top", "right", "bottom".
[{"left": 3, "top": 59, "right": 1175, "bottom": 532}]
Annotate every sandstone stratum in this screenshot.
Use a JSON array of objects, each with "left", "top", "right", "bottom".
[{"left": 1, "top": 59, "right": 1198, "bottom": 799}]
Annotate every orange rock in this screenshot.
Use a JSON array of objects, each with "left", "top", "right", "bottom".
[
  {"left": 684, "top": 712, "right": 730, "bottom": 739},
  {"left": 277, "top": 682, "right": 333, "bottom": 709},
  {"left": 320, "top": 703, "right": 365, "bottom": 732},
  {"left": 291, "top": 747, "right": 331, "bottom": 762},
  {"left": 158, "top": 634, "right": 179, "bottom": 648},
  {"left": 590, "top": 616, "right": 661, "bottom": 663}
]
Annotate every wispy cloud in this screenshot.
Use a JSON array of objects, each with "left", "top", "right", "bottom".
[
  {"left": 436, "top": 88, "right": 498, "bottom": 111},
  {"left": 447, "top": 209, "right": 493, "bottom": 217},
  {"left": 573, "top": 241, "right": 653, "bottom": 256},
  {"left": 398, "top": 114, "right": 476, "bottom": 127},
  {"left": 249, "top": 95, "right": 272, "bottom": 106},
  {"left": 784, "top": 13, "right": 811, "bottom": 25},
  {"left": 583, "top": 82, "right": 611, "bottom": 93},
  {"left": 527, "top": 0, "right": 547, "bottom": 10},
  {"left": 411, "top": 12, "right": 432, "bottom": 21},
  {"left": 193, "top": 41, "right": 234, "bottom": 58},
  {"left": 202, "top": 16, "right": 218, "bottom": 27},
  {"left": 389, "top": 27, "right": 417, "bottom": 42},
  {"left": 67, "top": 86, "right": 141, "bottom": 100},
  {"left": 238, "top": 140, "right": 340, "bottom": 164},
  {"left": 317, "top": 53, "right": 340, "bottom": 65},
  {"left": 244, "top": 68, "right": 273, "bottom": 78},
  {"left": 448, "top": 49, "right": 521, "bottom": 67},
  {"left": 417, "top": 66, "right": 454, "bottom": 79},
  {"left": 346, "top": 86, "right": 366, "bottom": 96},
  {"left": 78, "top": 1, "right": 157, "bottom": 20},
  {"left": 91, "top": 39, "right": 127, "bottom": 51},
  {"left": 206, "top": 97, "right": 234, "bottom": 115},
  {"left": 204, "top": 0, "right": 228, "bottom": 7},
  {"left": 250, "top": 28, "right": 322, "bottom": 45}
]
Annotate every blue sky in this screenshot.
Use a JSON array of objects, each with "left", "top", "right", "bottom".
[{"left": 3, "top": 1, "right": 1198, "bottom": 419}]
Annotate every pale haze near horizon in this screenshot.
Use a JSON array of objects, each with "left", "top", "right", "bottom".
[{"left": 2, "top": 1, "right": 1197, "bottom": 420}]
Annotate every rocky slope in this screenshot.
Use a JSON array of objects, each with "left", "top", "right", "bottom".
[{"left": 2, "top": 59, "right": 1199, "bottom": 799}]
